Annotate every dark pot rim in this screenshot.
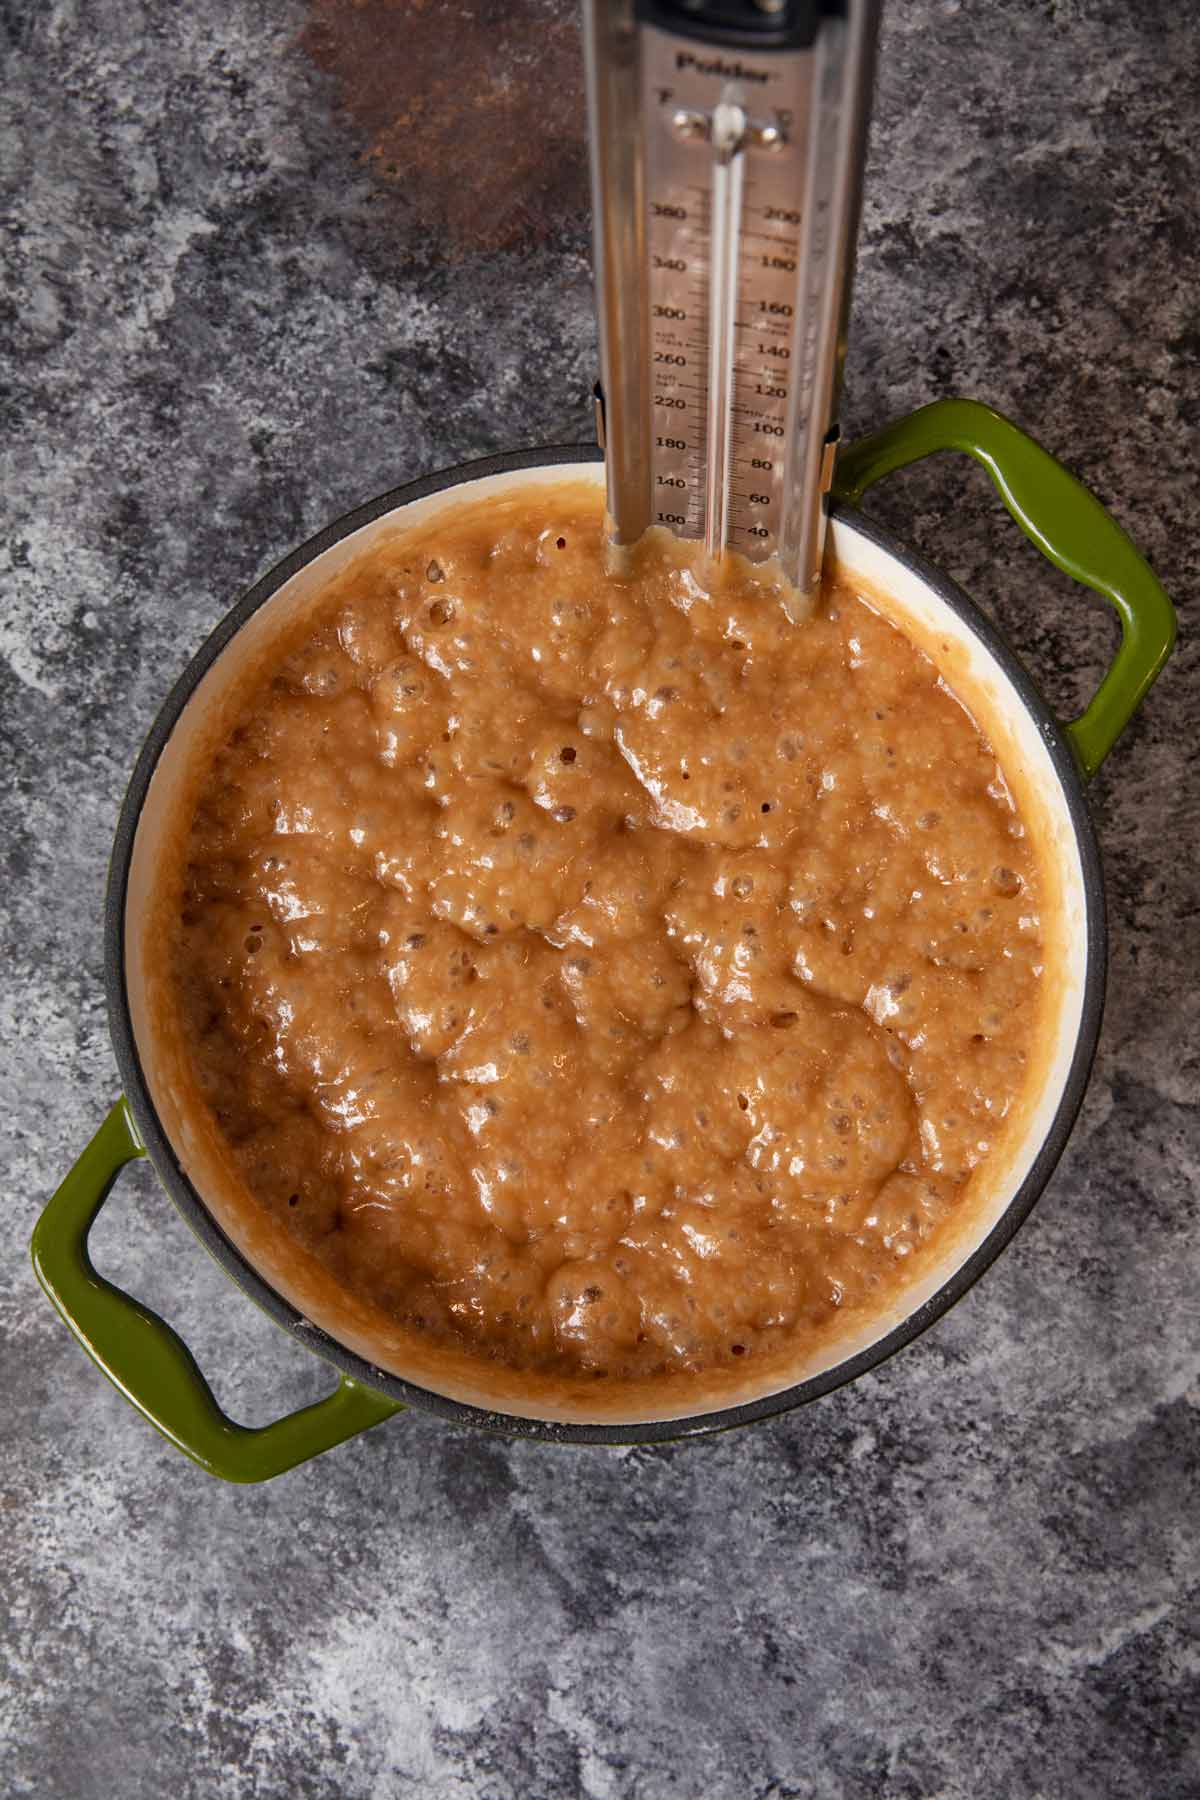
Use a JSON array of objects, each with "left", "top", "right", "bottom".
[{"left": 105, "top": 444, "right": 1107, "bottom": 1445}]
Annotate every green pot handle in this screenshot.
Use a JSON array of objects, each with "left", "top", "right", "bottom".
[
  {"left": 832, "top": 398, "right": 1176, "bottom": 777},
  {"left": 31, "top": 1100, "right": 403, "bottom": 1483}
]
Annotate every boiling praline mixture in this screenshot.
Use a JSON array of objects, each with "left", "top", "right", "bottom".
[{"left": 173, "top": 485, "right": 1043, "bottom": 1383}]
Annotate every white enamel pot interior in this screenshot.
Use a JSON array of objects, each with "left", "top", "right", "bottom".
[{"left": 107, "top": 448, "right": 1103, "bottom": 1443}]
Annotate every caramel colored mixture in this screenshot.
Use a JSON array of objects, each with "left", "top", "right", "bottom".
[{"left": 171, "top": 485, "right": 1043, "bottom": 1385}]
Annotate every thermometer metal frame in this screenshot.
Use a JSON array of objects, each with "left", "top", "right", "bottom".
[{"left": 584, "top": 0, "right": 880, "bottom": 596}]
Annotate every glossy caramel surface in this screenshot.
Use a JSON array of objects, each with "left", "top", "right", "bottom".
[{"left": 171, "top": 487, "right": 1043, "bottom": 1385}]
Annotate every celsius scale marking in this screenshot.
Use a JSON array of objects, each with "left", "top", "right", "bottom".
[{"left": 585, "top": 1, "right": 881, "bottom": 601}]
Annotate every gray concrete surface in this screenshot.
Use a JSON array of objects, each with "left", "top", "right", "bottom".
[{"left": 3, "top": 1, "right": 1197, "bottom": 1795}]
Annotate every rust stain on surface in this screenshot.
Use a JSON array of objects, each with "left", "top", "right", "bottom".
[{"left": 301, "top": 0, "right": 589, "bottom": 255}]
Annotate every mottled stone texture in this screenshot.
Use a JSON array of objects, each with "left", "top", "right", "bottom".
[{"left": 2, "top": 1, "right": 1197, "bottom": 1795}]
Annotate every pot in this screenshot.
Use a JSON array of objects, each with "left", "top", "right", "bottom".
[{"left": 32, "top": 399, "right": 1174, "bottom": 1481}]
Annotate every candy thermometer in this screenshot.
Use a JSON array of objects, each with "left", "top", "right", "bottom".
[{"left": 584, "top": 0, "right": 881, "bottom": 604}]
